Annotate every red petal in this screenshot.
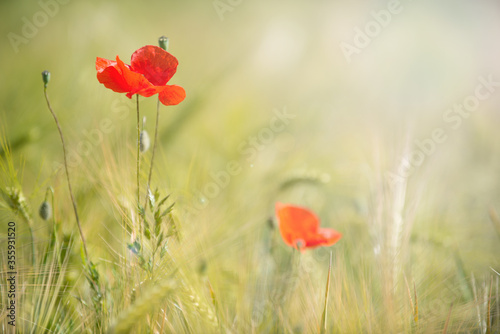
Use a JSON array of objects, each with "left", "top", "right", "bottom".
[
  {"left": 96, "top": 57, "right": 116, "bottom": 73},
  {"left": 275, "top": 203, "right": 320, "bottom": 248},
  {"left": 304, "top": 228, "right": 342, "bottom": 248},
  {"left": 97, "top": 62, "right": 130, "bottom": 94},
  {"left": 158, "top": 85, "right": 186, "bottom": 106},
  {"left": 136, "top": 86, "right": 164, "bottom": 98},
  {"left": 97, "top": 56, "right": 153, "bottom": 97},
  {"left": 275, "top": 203, "right": 342, "bottom": 250},
  {"left": 131, "top": 45, "right": 178, "bottom": 86}
]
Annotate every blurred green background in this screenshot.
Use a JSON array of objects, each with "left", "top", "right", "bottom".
[{"left": 1, "top": 0, "right": 500, "bottom": 330}]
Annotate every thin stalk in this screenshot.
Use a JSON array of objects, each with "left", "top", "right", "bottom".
[
  {"left": 442, "top": 302, "right": 453, "bottom": 334},
  {"left": 136, "top": 94, "right": 142, "bottom": 239},
  {"left": 143, "top": 98, "right": 161, "bottom": 209},
  {"left": 49, "top": 187, "right": 57, "bottom": 247},
  {"left": 48, "top": 187, "right": 62, "bottom": 267},
  {"left": 319, "top": 252, "right": 332, "bottom": 334},
  {"left": 43, "top": 87, "right": 89, "bottom": 261},
  {"left": 28, "top": 218, "right": 36, "bottom": 269}
]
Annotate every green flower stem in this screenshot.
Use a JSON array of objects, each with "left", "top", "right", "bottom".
[
  {"left": 49, "top": 187, "right": 59, "bottom": 248},
  {"left": 43, "top": 87, "right": 89, "bottom": 262},
  {"left": 136, "top": 94, "right": 143, "bottom": 240},
  {"left": 143, "top": 98, "right": 161, "bottom": 209}
]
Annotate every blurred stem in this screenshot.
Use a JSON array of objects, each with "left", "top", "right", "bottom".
[
  {"left": 49, "top": 187, "right": 59, "bottom": 251},
  {"left": 320, "top": 252, "right": 332, "bottom": 334},
  {"left": 27, "top": 218, "right": 36, "bottom": 269},
  {"left": 143, "top": 98, "right": 160, "bottom": 210},
  {"left": 49, "top": 187, "right": 62, "bottom": 266},
  {"left": 43, "top": 87, "right": 89, "bottom": 262},
  {"left": 136, "top": 94, "right": 142, "bottom": 239}
]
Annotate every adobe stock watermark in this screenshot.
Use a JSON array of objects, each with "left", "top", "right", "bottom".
[
  {"left": 213, "top": 0, "right": 243, "bottom": 21},
  {"left": 52, "top": 98, "right": 134, "bottom": 173},
  {"left": 387, "top": 74, "right": 499, "bottom": 184},
  {"left": 339, "top": 0, "right": 405, "bottom": 63},
  {"left": 192, "top": 107, "right": 295, "bottom": 210},
  {"left": 7, "top": 0, "right": 70, "bottom": 54}
]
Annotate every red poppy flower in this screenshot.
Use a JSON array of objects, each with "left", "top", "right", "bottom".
[
  {"left": 96, "top": 45, "right": 185, "bottom": 106},
  {"left": 275, "top": 202, "right": 342, "bottom": 252}
]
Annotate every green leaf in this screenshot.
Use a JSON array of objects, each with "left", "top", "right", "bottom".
[
  {"left": 154, "top": 209, "right": 162, "bottom": 224},
  {"left": 157, "top": 232, "right": 164, "bottom": 248},
  {"left": 157, "top": 194, "right": 171, "bottom": 209},
  {"left": 160, "top": 241, "right": 168, "bottom": 258},
  {"left": 169, "top": 212, "right": 181, "bottom": 241},
  {"left": 143, "top": 217, "right": 150, "bottom": 231},
  {"left": 161, "top": 202, "right": 175, "bottom": 218},
  {"left": 144, "top": 227, "right": 151, "bottom": 240},
  {"left": 148, "top": 189, "right": 156, "bottom": 211},
  {"left": 127, "top": 241, "right": 141, "bottom": 255},
  {"left": 154, "top": 188, "right": 161, "bottom": 201},
  {"left": 138, "top": 204, "right": 146, "bottom": 218}
]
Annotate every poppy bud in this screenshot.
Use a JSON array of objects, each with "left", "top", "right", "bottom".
[
  {"left": 42, "top": 70, "right": 50, "bottom": 88},
  {"left": 140, "top": 130, "right": 150, "bottom": 153},
  {"left": 158, "top": 36, "right": 169, "bottom": 51},
  {"left": 267, "top": 217, "right": 275, "bottom": 230},
  {"left": 39, "top": 201, "right": 52, "bottom": 220}
]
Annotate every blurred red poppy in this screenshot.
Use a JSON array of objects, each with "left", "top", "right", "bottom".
[
  {"left": 275, "top": 202, "right": 342, "bottom": 252},
  {"left": 96, "top": 45, "right": 185, "bottom": 106}
]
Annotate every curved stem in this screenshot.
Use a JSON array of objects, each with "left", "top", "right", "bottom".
[
  {"left": 28, "top": 219, "right": 36, "bottom": 269},
  {"left": 49, "top": 187, "right": 62, "bottom": 266},
  {"left": 143, "top": 98, "right": 161, "bottom": 209},
  {"left": 49, "top": 187, "right": 58, "bottom": 244},
  {"left": 136, "top": 94, "right": 142, "bottom": 238},
  {"left": 43, "top": 87, "right": 89, "bottom": 261}
]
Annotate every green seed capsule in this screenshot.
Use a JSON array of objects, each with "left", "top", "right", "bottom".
[
  {"left": 39, "top": 201, "right": 52, "bottom": 220},
  {"left": 140, "top": 130, "right": 150, "bottom": 153},
  {"left": 42, "top": 70, "right": 50, "bottom": 88},
  {"left": 158, "top": 36, "right": 169, "bottom": 51}
]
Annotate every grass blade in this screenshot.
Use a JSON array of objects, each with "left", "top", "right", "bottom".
[
  {"left": 486, "top": 277, "right": 492, "bottom": 334},
  {"left": 442, "top": 302, "right": 454, "bottom": 334},
  {"left": 319, "top": 251, "right": 332, "bottom": 334}
]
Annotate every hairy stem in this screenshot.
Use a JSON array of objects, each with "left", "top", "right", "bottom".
[
  {"left": 136, "top": 94, "right": 142, "bottom": 239},
  {"left": 43, "top": 87, "right": 89, "bottom": 261},
  {"left": 143, "top": 98, "right": 161, "bottom": 209}
]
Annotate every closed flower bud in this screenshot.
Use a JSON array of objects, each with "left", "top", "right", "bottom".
[
  {"left": 39, "top": 201, "right": 52, "bottom": 220},
  {"left": 140, "top": 130, "right": 150, "bottom": 153},
  {"left": 42, "top": 70, "right": 50, "bottom": 88},
  {"left": 158, "top": 36, "right": 169, "bottom": 51}
]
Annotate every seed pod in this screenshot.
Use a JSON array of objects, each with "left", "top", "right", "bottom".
[
  {"left": 42, "top": 70, "right": 50, "bottom": 88},
  {"left": 140, "top": 130, "right": 150, "bottom": 153},
  {"left": 158, "top": 36, "right": 169, "bottom": 51},
  {"left": 39, "top": 201, "right": 52, "bottom": 220}
]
